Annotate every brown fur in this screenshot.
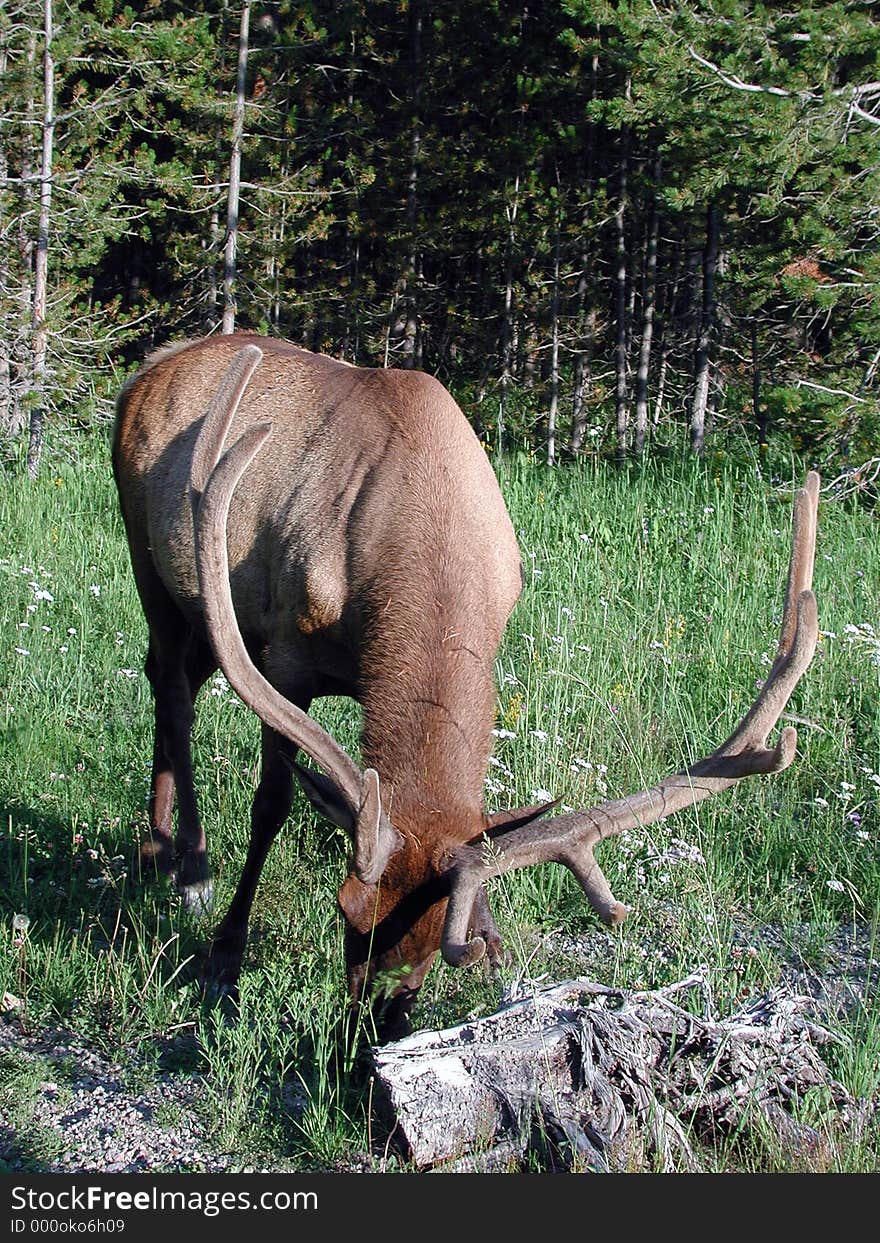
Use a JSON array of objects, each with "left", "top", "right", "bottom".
[{"left": 113, "top": 333, "right": 522, "bottom": 1034}]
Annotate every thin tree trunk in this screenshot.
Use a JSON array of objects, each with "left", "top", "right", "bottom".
[
  {"left": 222, "top": 0, "right": 250, "bottom": 335},
  {"left": 0, "top": 35, "right": 11, "bottom": 433},
  {"left": 204, "top": 1, "right": 229, "bottom": 325},
  {"left": 634, "top": 158, "right": 661, "bottom": 456},
  {"left": 13, "top": 29, "right": 38, "bottom": 435},
  {"left": 652, "top": 244, "right": 682, "bottom": 433},
  {"left": 499, "top": 173, "right": 520, "bottom": 453},
  {"left": 689, "top": 202, "right": 720, "bottom": 456},
  {"left": 547, "top": 209, "right": 561, "bottom": 466},
  {"left": 570, "top": 53, "right": 598, "bottom": 455},
  {"left": 570, "top": 324, "right": 594, "bottom": 453},
  {"left": 341, "top": 21, "right": 362, "bottom": 361},
  {"left": 752, "top": 320, "right": 767, "bottom": 444},
  {"left": 27, "top": 0, "right": 54, "bottom": 479},
  {"left": 267, "top": 154, "right": 288, "bottom": 330},
  {"left": 401, "top": 0, "right": 422, "bottom": 368},
  {"left": 614, "top": 119, "right": 630, "bottom": 462}
]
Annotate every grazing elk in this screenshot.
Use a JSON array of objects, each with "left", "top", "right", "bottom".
[{"left": 113, "top": 333, "right": 819, "bottom": 1036}]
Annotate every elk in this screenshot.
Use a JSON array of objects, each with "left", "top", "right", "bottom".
[{"left": 113, "top": 333, "right": 819, "bottom": 1037}]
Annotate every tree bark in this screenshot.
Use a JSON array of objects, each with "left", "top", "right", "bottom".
[
  {"left": 614, "top": 113, "right": 630, "bottom": 462},
  {"left": 0, "top": 35, "right": 11, "bottom": 433},
  {"left": 498, "top": 173, "right": 520, "bottom": 453},
  {"left": 634, "top": 158, "right": 660, "bottom": 456},
  {"left": 222, "top": 0, "right": 250, "bottom": 335},
  {"left": 27, "top": 0, "right": 54, "bottom": 479},
  {"left": 651, "top": 243, "right": 682, "bottom": 433},
  {"left": 401, "top": 0, "right": 422, "bottom": 368},
  {"left": 689, "top": 202, "right": 720, "bottom": 456},
  {"left": 569, "top": 53, "right": 598, "bottom": 455},
  {"left": 372, "top": 975, "right": 846, "bottom": 1172},
  {"left": 752, "top": 320, "right": 768, "bottom": 445},
  {"left": 546, "top": 209, "right": 561, "bottom": 466}
]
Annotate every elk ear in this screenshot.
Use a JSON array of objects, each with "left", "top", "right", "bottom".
[
  {"left": 293, "top": 761, "right": 355, "bottom": 832},
  {"left": 485, "top": 799, "right": 560, "bottom": 834},
  {"left": 337, "top": 874, "right": 380, "bottom": 934},
  {"left": 295, "top": 761, "right": 401, "bottom": 885}
]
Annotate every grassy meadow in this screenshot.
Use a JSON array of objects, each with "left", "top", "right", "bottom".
[{"left": 1, "top": 430, "right": 878, "bottom": 1171}]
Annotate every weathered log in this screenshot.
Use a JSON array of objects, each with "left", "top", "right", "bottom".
[{"left": 371, "top": 973, "right": 854, "bottom": 1171}]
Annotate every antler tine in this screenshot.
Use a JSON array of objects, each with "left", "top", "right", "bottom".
[
  {"left": 190, "top": 344, "right": 263, "bottom": 504},
  {"left": 442, "top": 473, "right": 820, "bottom": 968},
  {"left": 775, "top": 470, "right": 819, "bottom": 670},
  {"left": 192, "top": 351, "right": 402, "bottom": 884}
]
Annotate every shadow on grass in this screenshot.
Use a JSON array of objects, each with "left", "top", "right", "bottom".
[
  {"left": 0, "top": 793, "right": 378, "bottom": 1170},
  {"left": 0, "top": 793, "right": 209, "bottom": 1034}
]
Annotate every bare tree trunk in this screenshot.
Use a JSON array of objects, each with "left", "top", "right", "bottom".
[
  {"left": 634, "top": 159, "right": 661, "bottom": 456},
  {"left": 342, "top": 22, "right": 362, "bottom": 361},
  {"left": 18, "top": 28, "right": 37, "bottom": 313},
  {"left": 0, "top": 35, "right": 11, "bottom": 433},
  {"left": 569, "top": 54, "right": 598, "bottom": 455},
  {"left": 651, "top": 244, "right": 682, "bottom": 433},
  {"left": 614, "top": 118, "right": 630, "bottom": 462},
  {"left": 222, "top": 0, "right": 250, "bottom": 335},
  {"left": 8, "top": 29, "right": 39, "bottom": 438},
  {"left": 752, "top": 320, "right": 767, "bottom": 444},
  {"left": 546, "top": 210, "right": 561, "bottom": 466},
  {"left": 499, "top": 173, "right": 520, "bottom": 453},
  {"left": 401, "top": 0, "right": 422, "bottom": 368},
  {"left": 27, "top": 0, "right": 54, "bottom": 479},
  {"left": 689, "top": 202, "right": 720, "bottom": 456},
  {"left": 267, "top": 154, "right": 288, "bottom": 331},
  {"left": 204, "top": 1, "right": 228, "bottom": 327}
]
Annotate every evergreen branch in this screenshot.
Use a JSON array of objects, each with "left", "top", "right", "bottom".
[{"left": 687, "top": 47, "right": 880, "bottom": 128}]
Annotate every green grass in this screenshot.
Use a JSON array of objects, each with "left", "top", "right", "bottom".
[
  {"left": 0, "top": 1047, "right": 71, "bottom": 1171},
  {"left": 0, "top": 431, "right": 878, "bottom": 1171}
]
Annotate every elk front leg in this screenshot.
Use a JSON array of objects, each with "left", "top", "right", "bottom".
[{"left": 204, "top": 722, "right": 301, "bottom": 993}]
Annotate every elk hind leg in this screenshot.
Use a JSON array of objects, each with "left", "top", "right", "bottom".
[{"left": 142, "top": 628, "right": 216, "bottom": 914}]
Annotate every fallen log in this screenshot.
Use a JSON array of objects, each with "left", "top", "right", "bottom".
[{"left": 371, "top": 972, "right": 856, "bottom": 1171}]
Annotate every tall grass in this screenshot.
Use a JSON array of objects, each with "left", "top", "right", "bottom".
[{"left": 1, "top": 433, "right": 878, "bottom": 1169}]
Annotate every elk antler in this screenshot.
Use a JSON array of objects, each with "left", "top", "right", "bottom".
[
  {"left": 191, "top": 347, "right": 403, "bottom": 885},
  {"left": 442, "top": 472, "right": 821, "bottom": 967}
]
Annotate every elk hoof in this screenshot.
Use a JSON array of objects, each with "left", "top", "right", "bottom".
[
  {"left": 601, "top": 901, "right": 629, "bottom": 927},
  {"left": 178, "top": 877, "right": 215, "bottom": 918},
  {"left": 201, "top": 977, "right": 239, "bottom": 1009},
  {"left": 202, "top": 935, "right": 244, "bottom": 999}
]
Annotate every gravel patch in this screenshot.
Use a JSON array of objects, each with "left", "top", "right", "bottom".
[{"left": 0, "top": 1022, "right": 243, "bottom": 1173}]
